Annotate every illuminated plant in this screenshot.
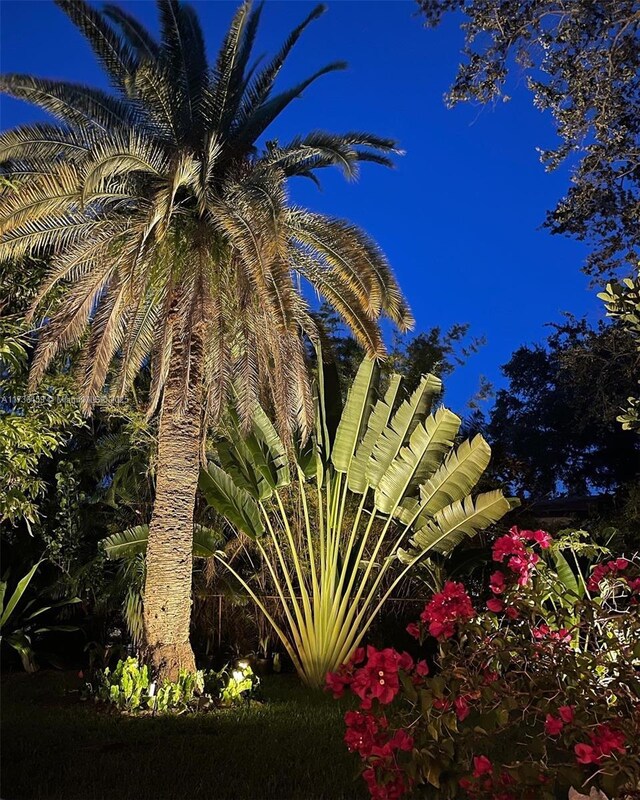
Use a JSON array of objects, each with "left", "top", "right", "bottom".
[
  {"left": 328, "top": 529, "right": 640, "bottom": 800},
  {"left": 199, "top": 357, "right": 515, "bottom": 688}
]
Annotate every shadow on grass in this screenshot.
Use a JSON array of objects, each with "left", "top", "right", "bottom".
[{"left": 1, "top": 670, "right": 367, "bottom": 800}]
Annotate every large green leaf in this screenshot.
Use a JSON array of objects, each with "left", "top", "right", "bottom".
[
  {"left": 366, "top": 372, "right": 442, "bottom": 490},
  {"left": 374, "top": 407, "right": 460, "bottom": 515},
  {"left": 399, "top": 491, "right": 518, "bottom": 562},
  {"left": 199, "top": 463, "right": 265, "bottom": 539},
  {"left": 0, "top": 560, "right": 42, "bottom": 629},
  {"left": 347, "top": 374, "right": 401, "bottom": 494},
  {"left": 248, "top": 404, "right": 291, "bottom": 489},
  {"left": 551, "top": 549, "right": 581, "bottom": 599},
  {"left": 416, "top": 434, "right": 491, "bottom": 516},
  {"left": 331, "top": 357, "right": 378, "bottom": 473},
  {"left": 216, "top": 437, "right": 269, "bottom": 500},
  {"left": 102, "top": 525, "right": 150, "bottom": 559},
  {"left": 192, "top": 526, "right": 227, "bottom": 558},
  {"left": 5, "top": 630, "right": 37, "bottom": 672},
  {"left": 102, "top": 524, "right": 227, "bottom": 559},
  {"left": 24, "top": 596, "right": 81, "bottom": 620},
  {"left": 216, "top": 405, "right": 291, "bottom": 500}
]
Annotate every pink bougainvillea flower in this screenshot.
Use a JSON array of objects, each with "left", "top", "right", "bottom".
[
  {"left": 588, "top": 562, "right": 610, "bottom": 592},
  {"left": 482, "top": 668, "right": 499, "bottom": 685},
  {"left": 351, "top": 647, "right": 402, "bottom": 708},
  {"left": 505, "top": 605, "right": 520, "bottom": 620},
  {"left": 528, "top": 529, "right": 552, "bottom": 549},
  {"left": 415, "top": 659, "right": 429, "bottom": 677},
  {"left": 574, "top": 723, "right": 626, "bottom": 765},
  {"left": 326, "top": 669, "right": 351, "bottom": 699},
  {"left": 592, "top": 723, "right": 626, "bottom": 757},
  {"left": 558, "top": 705, "right": 574, "bottom": 723},
  {"left": 532, "top": 624, "right": 550, "bottom": 639},
  {"left": 492, "top": 529, "right": 526, "bottom": 564},
  {"left": 397, "top": 651, "right": 413, "bottom": 672},
  {"left": 351, "top": 647, "right": 366, "bottom": 666},
  {"left": 454, "top": 695, "right": 471, "bottom": 721},
  {"left": 486, "top": 598, "right": 504, "bottom": 613},
  {"left": 363, "top": 767, "right": 407, "bottom": 800},
  {"left": 492, "top": 528, "right": 542, "bottom": 586},
  {"left": 420, "top": 581, "right": 475, "bottom": 640},
  {"left": 472, "top": 755, "right": 493, "bottom": 777},
  {"left": 588, "top": 558, "right": 636, "bottom": 593},
  {"left": 388, "top": 728, "right": 414, "bottom": 752},
  {"left": 574, "top": 743, "right": 597, "bottom": 764},
  {"left": 344, "top": 710, "right": 379, "bottom": 757},
  {"left": 489, "top": 570, "right": 506, "bottom": 595},
  {"left": 544, "top": 714, "right": 564, "bottom": 736},
  {"left": 405, "top": 622, "right": 420, "bottom": 639},
  {"left": 628, "top": 577, "right": 640, "bottom": 592}
]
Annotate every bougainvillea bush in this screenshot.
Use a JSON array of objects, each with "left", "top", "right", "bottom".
[{"left": 327, "top": 528, "right": 640, "bottom": 800}]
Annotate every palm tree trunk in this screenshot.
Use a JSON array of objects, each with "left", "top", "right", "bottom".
[{"left": 142, "top": 336, "right": 202, "bottom": 681}]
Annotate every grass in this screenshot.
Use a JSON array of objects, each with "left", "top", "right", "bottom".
[{"left": 1, "top": 669, "right": 367, "bottom": 800}]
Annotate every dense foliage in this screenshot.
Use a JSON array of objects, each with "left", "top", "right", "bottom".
[
  {"left": 418, "top": 0, "right": 640, "bottom": 279},
  {"left": 329, "top": 527, "right": 640, "bottom": 800},
  {"left": 485, "top": 316, "right": 640, "bottom": 497},
  {"left": 599, "top": 272, "right": 640, "bottom": 432},
  {"left": 108, "top": 356, "right": 513, "bottom": 687}
]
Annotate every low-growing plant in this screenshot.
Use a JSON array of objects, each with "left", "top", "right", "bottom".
[
  {"left": 150, "top": 668, "right": 204, "bottom": 714},
  {"left": 327, "top": 528, "right": 640, "bottom": 800},
  {"left": 92, "top": 657, "right": 256, "bottom": 713},
  {"left": 95, "top": 657, "right": 204, "bottom": 713},
  {"left": 0, "top": 558, "right": 80, "bottom": 672},
  {"left": 97, "top": 657, "right": 151, "bottom": 711},
  {"left": 218, "top": 662, "right": 259, "bottom": 706}
]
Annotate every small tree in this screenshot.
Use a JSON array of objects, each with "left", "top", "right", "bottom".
[{"left": 198, "top": 358, "right": 514, "bottom": 687}]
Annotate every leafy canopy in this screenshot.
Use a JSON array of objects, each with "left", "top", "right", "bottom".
[
  {"left": 418, "top": 0, "right": 640, "bottom": 279},
  {"left": 0, "top": 0, "right": 411, "bottom": 440}
]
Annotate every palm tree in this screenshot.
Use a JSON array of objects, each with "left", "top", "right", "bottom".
[{"left": 0, "top": 0, "right": 411, "bottom": 680}]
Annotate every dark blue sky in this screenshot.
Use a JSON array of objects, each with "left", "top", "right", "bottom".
[{"left": 0, "top": 0, "right": 598, "bottom": 410}]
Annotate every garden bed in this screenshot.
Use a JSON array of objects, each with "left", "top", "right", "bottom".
[{"left": 1, "top": 670, "right": 366, "bottom": 800}]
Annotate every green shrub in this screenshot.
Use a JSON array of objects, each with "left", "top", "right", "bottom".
[
  {"left": 93, "top": 657, "right": 257, "bottom": 713},
  {"left": 328, "top": 528, "right": 640, "bottom": 800},
  {"left": 97, "top": 657, "right": 150, "bottom": 711}
]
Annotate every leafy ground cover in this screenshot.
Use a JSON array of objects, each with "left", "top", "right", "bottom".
[{"left": 1, "top": 670, "right": 366, "bottom": 800}]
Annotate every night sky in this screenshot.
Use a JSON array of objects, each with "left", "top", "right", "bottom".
[{"left": 0, "top": 0, "right": 599, "bottom": 411}]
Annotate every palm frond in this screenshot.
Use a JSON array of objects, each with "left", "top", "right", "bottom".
[
  {"left": 234, "top": 3, "right": 325, "bottom": 127},
  {"left": 0, "top": 74, "right": 138, "bottom": 131},
  {"left": 400, "top": 491, "right": 518, "bottom": 560},
  {"left": 157, "top": 0, "right": 208, "bottom": 132},
  {"left": 0, "top": 124, "right": 89, "bottom": 164},
  {"left": 54, "top": 0, "right": 134, "bottom": 89},
  {"left": 103, "top": 5, "right": 160, "bottom": 64},
  {"left": 233, "top": 62, "right": 347, "bottom": 153}
]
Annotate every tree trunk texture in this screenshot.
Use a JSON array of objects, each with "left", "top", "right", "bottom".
[{"left": 142, "top": 335, "right": 202, "bottom": 681}]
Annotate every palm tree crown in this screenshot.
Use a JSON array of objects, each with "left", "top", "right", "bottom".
[{"left": 0, "top": 0, "right": 412, "bottom": 439}]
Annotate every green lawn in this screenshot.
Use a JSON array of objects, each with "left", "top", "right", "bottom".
[{"left": 1, "top": 670, "right": 367, "bottom": 800}]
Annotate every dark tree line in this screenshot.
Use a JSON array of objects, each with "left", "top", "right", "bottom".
[{"left": 419, "top": 0, "right": 640, "bottom": 279}]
